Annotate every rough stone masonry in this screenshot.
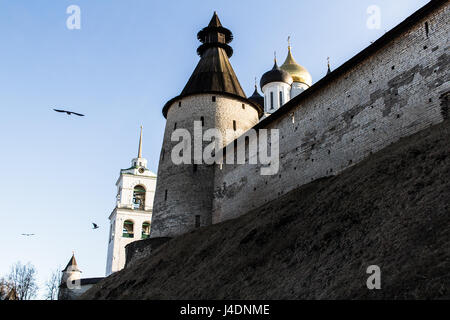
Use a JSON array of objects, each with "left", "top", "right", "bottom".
[{"left": 212, "top": 0, "right": 449, "bottom": 223}]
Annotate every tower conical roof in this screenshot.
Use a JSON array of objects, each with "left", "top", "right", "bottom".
[
  {"left": 208, "top": 11, "right": 222, "bottom": 27},
  {"left": 197, "top": 12, "right": 233, "bottom": 51},
  {"left": 163, "top": 12, "right": 264, "bottom": 118},
  {"left": 180, "top": 46, "right": 245, "bottom": 98},
  {"left": 62, "top": 254, "right": 81, "bottom": 272},
  {"left": 185, "top": 12, "right": 241, "bottom": 95}
]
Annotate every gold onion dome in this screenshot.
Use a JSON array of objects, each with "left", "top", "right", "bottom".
[{"left": 280, "top": 46, "right": 312, "bottom": 87}]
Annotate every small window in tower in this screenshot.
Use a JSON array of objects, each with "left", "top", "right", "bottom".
[
  {"left": 270, "top": 92, "right": 274, "bottom": 109},
  {"left": 193, "top": 164, "right": 198, "bottom": 172},
  {"left": 116, "top": 187, "right": 122, "bottom": 202},
  {"left": 195, "top": 215, "right": 201, "bottom": 228},
  {"left": 425, "top": 22, "right": 429, "bottom": 37},
  {"left": 174, "top": 122, "right": 177, "bottom": 130},
  {"left": 178, "top": 101, "right": 182, "bottom": 107},
  {"left": 122, "top": 220, "right": 134, "bottom": 238},
  {"left": 280, "top": 91, "right": 283, "bottom": 106},
  {"left": 141, "top": 222, "right": 150, "bottom": 239},
  {"left": 201, "top": 116, "right": 204, "bottom": 127},
  {"left": 164, "top": 189, "right": 168, "bottom": 201},
  {"left": 212, "top": 96, "right": 216, "bottom": 102},
  {"left": 132, "top": 185, "right": 146, "bottom": 210},
  {"left": 233, "top": 120, "right": 237, "bottom": 131},
  {"left": 242, "top": 104, "right": 245, "bottom": 109}
]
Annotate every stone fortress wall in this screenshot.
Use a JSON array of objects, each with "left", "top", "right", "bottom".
[{"left": 212, "top": 1, "right": 450, "bottom": 223}]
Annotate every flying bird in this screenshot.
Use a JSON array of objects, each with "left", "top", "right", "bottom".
[
  {"left": 53, "top": 109, "right": 85, "bottom": 117},
  {"left": 92, "top": 223, "right": 99, "bottom": 229},
  {"left": 21, "top": 233, "right": 35, "bottom": 236}
]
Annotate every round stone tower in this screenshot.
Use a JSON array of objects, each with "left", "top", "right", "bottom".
[{"left": 150, "top": 12, "right": 263, "bottom": 238}]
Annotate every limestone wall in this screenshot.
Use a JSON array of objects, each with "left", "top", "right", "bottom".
[
  {"left": 151, "top": 94, "right": 259, "bottom": 238},
  {"left": 213, "top": 1, "right": 450, "bottom": 223}
]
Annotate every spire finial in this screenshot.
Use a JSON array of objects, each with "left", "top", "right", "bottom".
[
  {"left": 138, "top": 125, "right": 143, "bottom": 158},
  {"left": 254, "top": 76, "right": 257, "bottom": 89},
  {"left": 287, "top": 36, "right": 291, "bottom": 50},
  {"left": 327, "top": 57, "right": 331, "bottom": 74},
  {"left": 274, "top": 51, "right": 277, "bottom": 63}
]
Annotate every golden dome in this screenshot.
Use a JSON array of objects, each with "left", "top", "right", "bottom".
[{"left": 280, "top": 46, "right": 312, "bottom": 87}]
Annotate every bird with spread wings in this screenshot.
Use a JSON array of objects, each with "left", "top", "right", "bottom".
[{"left": 53, "top": 109, "right": 85, "bottom": 117}]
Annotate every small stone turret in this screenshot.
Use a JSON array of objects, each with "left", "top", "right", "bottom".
[
  {"left": 58, "top": 254, "right": 104, "bottom": 300},
  {"left": 61, "top": 253, "right": 81, "bottom": 285},
  {"left": 58, "top": 253, "right": 82, "bottom": 300}
]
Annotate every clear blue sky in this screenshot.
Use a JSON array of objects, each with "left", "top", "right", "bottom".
[{"left": 0, "top": 0, "right": 429, "bottom": 298}]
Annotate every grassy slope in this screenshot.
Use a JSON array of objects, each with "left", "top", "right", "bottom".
[{"left": 83, "top": 120, "right": 450, "bottom": 299}]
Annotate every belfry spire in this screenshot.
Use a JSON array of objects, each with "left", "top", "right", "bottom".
[
  {"left": 130, "top": 125, "right": 149, "bottom": 169},
  {"left": 138, "top": 125, "right": 143, "bottom": 158}
]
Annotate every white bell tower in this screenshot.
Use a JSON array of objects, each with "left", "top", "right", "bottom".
[{"left": 106, "top": 126, "right": 157, "bottom": 275}]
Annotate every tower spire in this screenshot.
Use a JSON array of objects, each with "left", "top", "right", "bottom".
[
  {"left": 249, "top": 76, "right": 264, "bottom": 108},
  {"left": 327, "top": 57, "right": 331, "bottom": 74},
  {"left": 63, "top": 252, "right": 80, "bottom": 272},
  {"left": 162, "top": 12, "right": 260, "bottom": 118},
  {"left": 138, "top": 125, "right": 143, "bottom": 158},
  {"left": 196, "top": 12, "right": 233, "bottom": 57}
]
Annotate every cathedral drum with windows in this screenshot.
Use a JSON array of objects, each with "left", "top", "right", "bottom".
[
  {"left": 259, "top": 44, "right": 312, "bottom": 117},
  {"left": 105, "top": 127, "right": 157, "bottom": 275}
]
